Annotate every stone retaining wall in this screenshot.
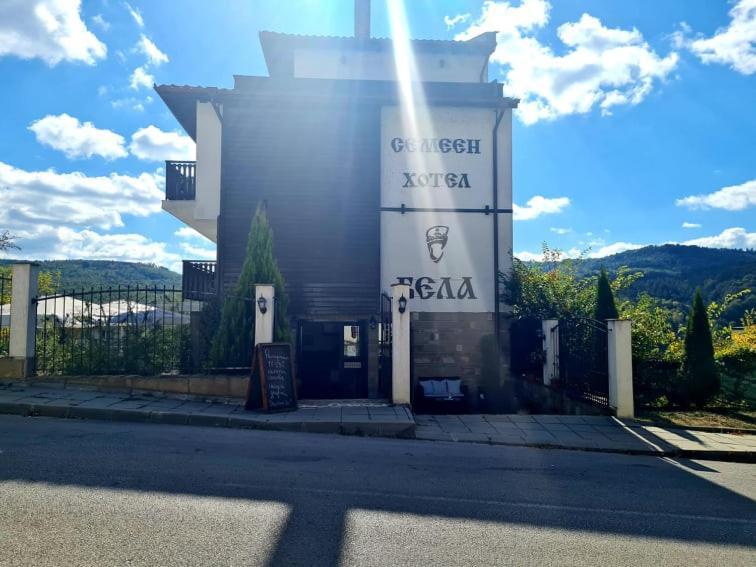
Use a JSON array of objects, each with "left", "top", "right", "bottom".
[{"left": 4, "top": 375, "right": 248, "bottom": 400}]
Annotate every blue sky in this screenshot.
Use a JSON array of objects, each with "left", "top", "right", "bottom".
[{"left": 0, "top": 0, "right": 754, "bottom": 271}]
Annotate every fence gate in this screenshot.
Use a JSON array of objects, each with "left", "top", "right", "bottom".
[
  {"left": 378, "top": 292, "right": 392, "bottom": 399},
  {"left": 555, "top": 317, "right": 610, "bottom": 410}
]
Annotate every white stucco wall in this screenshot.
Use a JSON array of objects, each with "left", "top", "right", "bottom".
[
  {"left": 380, "top": 106, "right": 514, "bottom": 313},
  {"left": 294, "top": 48, "right": 486, "bottom": 83},
  {"left": 195, "top": 101, "right": 222, "bottom": 221}
]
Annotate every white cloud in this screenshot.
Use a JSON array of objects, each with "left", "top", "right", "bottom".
[
  {"left": 124, "top": 2, "right": 144, "bottom": 28},
  {"left": 111, "top": 97, "right": 146, "bottom": 112},
  {"left": 28, "top": 113, "right": 127, "bottom": 160},
  {"left": 680, "top": 0, "right": 756, "bottom": 75},
  {"left": 129, "top": 66, "right": 154, "bottom": 90},
  {"left": 444, "top": 13, "right": 470, "bottom": 29},
  {"left": 455, "top": 0, "right": 678, "bottom": 124},
  {"left": 175, "top": 227, "right": 208, "bottom": 241},
  {"left": 588, "top": 242, "right": 644, "bottom": 257},
  {"left": 682, "top": 227, "right": 756, "bottom": 249},
  {"left": 4, "top": 226, "right": 181, "bottom": 271},
  {"left": 682, "top": 222, "right": 701, "bottom": 229},
  {"left": 179, "top": 242, "right": 216, "bottom": 260},
  {"left": 549, "top": 227, "right": 572, "bottom": 235},
  {"left": 91, "top": 14, "right": 110, "bottom": 31},
  {"left": 136, "top": 34, "right": 168, "bottom": 66},
  {"left": 129, "top": 126, "right": 195, "bottom": 161},
  {"left": 513, "top": 250, "right": 544, "bottom": 262},
  {"left": 0, "top": 161, "right": 163, "bottom": 231},
  {"left": 513, "top": 195, "right": 570, "bottom": 220},
  {"left": 0, "top": 160, "right": 177, "bottom": 267},
  {"left": 676, "top": 179, "right": 756, "bottom": 211},
  {"left": 0, "top": 0, "right": 106, "bottom": 66}
]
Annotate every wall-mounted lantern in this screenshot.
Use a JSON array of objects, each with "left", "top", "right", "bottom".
[
  {"left": 398, "top": 294, "right": 407, "bottom": 314},
  {"left": 257, "top": 295, "right": 268, "bottom": 314},
  {"left": 369, "top": 315, "right": 377, "bottom": 330}
]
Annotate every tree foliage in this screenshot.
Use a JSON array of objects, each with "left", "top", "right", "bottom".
[
  {"left": 678, "top": 290, "right": 720, "bottom": 407},
  {"left": 210, "top": 204, "right": 290, "bottom": 367},
  {"left": 594, "top": 268, "right": 618, "bottom": 320},
  {"left": 0, "top": 230, "right": 18, "bottom": 253}
]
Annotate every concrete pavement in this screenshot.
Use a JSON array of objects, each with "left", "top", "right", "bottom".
[
  {"left": 415, "top": 413, "right": 756, "bottom": 460},
  {"left": 0, "top": 415, "right": 754, "bottom": 566},
  {"left": 0, "top": 381, "right": 754, "bottom": 461},
  {"left": 0, "top": 382, "right": 415, "bottom": 437}
]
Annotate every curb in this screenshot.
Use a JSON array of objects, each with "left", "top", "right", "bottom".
[{"left": 0, "top": 402, "right": 415, "bottom": 439}]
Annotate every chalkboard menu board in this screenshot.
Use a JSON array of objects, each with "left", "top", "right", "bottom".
[{"left": 245, "top": 343, "right": 297, "bottom": 412}]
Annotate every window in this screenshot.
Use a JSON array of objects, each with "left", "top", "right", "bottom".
[{"left": 343, "top": 325, "right": 360, "bottom": 358}]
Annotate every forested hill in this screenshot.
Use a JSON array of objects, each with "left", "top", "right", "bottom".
[
  {"left": 0, "top": 260, "right": 181, "bottom": 290},
  {"left": 572, "top": 245, "right": 756, "bottom": 322}
]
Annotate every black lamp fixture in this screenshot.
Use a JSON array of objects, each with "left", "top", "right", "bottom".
[
  {"left": 398, "top": 294, "right": 407, "bottom": 314},
  {"left": 257, "top": 294, "right": 268, "bottom": 314},
  {"left": 369, "top": 315, "right": 377, "bottom": 330}
]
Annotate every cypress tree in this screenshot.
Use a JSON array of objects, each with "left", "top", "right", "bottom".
[
  {"left": 210, "top": 204, "right": 290, "bottom": 367},
  {"left": 679, "top": 290, "right": 719, "bottom": 407},
  {"left": 593, "top": 268, "right": 618, "bottom": 320}
]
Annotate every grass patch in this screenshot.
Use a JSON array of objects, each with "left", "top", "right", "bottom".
[{"left": 636, "top": 408, "right": 756, "bottom": 430}]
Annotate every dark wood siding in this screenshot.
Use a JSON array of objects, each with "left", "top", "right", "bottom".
[{"left": 218, "top": 98, "right": 380, "bottom": 318}]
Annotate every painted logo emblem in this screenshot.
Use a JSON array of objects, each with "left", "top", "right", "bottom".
[{"left": 425, "top": 225, "right": 449, "bottom": 263}]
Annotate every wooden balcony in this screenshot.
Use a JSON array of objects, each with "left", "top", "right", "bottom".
[
  {"left": 182, "top": 260, "right": 216, "bottom": 301},
  {"left": 165, "top": 161, "right": 196, "bottom": 200}
]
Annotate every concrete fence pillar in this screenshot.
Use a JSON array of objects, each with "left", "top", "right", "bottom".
[
  {"left": 391, "top": 283, "right": 411, "bottom": 406},
  {"left": 607, "top": 319, "right": 634, "bottom": 418},
  {"left": 254, "top": 284, "right": 275, "bottom": 346},
  {"left": 9, "top": 262, "right": 39, "bottom": 377},
  {"left": 541, "top": 319, "right": 559, "bottom": 386}
]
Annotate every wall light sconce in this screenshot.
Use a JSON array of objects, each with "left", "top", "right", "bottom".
[
  {"left": 398, "top": 294, "right": 407, "bottom": 314},
  {"left": 369, "top": 316, "right": 377, "bottom": 330},
  {"left": 257, "top": 295, "right": 268, "bottom": 314}
]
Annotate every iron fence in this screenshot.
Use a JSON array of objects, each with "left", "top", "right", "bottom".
[
  {"left": 0, "top": 274, "right": 10, "bottom": 357},
  {"left": 34, "top": 286, "right": 194, "bottom": 376},
  {"left": 554, "top": 317, "right": 610, "bottom": 409},
  {"left": 378, "top": 292, "right": 392, "bottom": 399}
]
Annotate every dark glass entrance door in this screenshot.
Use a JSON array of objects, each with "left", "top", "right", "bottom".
[{"left": 297, "top": 320, "right": 368, "bottom": 399}]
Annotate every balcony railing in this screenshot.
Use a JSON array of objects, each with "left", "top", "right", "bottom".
[
  {"left": 182, "top": 260, "right": 216, "bottom": 301},
  {"left": 165, "top": 161, "right": 196, "bottom": 200}
]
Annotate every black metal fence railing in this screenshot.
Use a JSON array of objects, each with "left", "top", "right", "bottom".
[
  {"left": 0, "top": 274, "right": 10, "bottom": 357},
  {"left": 165, "top": 160, "right": 196, "bottom": 200},
  {"left": 182, "top": 260, "right": 216, "bottom": 301},
  {"left": 555, "top": 317, "right": 610, "bottom": 409},
  {"left": 34, "top": 286, "right": 193, "bottom": 376}
]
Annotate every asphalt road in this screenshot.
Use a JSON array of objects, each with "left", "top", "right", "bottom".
[{"left": 0, "top": 415, "right": 754, "bottom": 566}]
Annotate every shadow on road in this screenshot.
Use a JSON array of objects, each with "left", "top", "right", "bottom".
[{"left": 0, "top": 415, "right": 754, "bottom": 566}]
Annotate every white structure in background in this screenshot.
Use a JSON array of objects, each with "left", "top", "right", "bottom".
[
  {"left": 391, "top": 282, "right": 411, "bottom": 405},
  {"left": 0, "top": 299, "right": 189, "bottom": 328},
  {"left": 161, "top": 101, "right": 221, "bottom": 242}
]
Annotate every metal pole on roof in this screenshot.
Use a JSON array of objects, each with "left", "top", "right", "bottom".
[{"left": 355, "top": 0, "right": 371, "bottom": 39}]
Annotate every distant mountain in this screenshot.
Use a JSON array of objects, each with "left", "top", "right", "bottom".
[
  {"left": 572, "top": 245, "right": 756, "bottom": 323},
  {"left": 0, "top": 260, "right": 181, "bottom": 291}
]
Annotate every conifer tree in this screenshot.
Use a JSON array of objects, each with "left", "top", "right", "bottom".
[
  {"left": 210, "top": 204, "right": 290, "bottom": 367},
  {"left": 679, "top": 290, "right": 719, "bottom": 407},
  {"left": 593, "top": 268, "right": 618, "bottom": 320}
]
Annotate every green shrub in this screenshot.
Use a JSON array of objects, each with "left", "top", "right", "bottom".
[{"left": 678, "top": 290, "right": 720, "bottom": 407}]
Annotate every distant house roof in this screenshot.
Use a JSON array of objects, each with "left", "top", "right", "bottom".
[{"left": 258, "top": 31, "right": 498, "bottom": 77}]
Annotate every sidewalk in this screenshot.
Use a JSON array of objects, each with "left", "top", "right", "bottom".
[
  {"left": 1, "top": 382, "right": 754, "bottom": 461},
  {"left": 0, "top": 383, "right": 414, "bottom": 438},
  {"left": 415, "top": 414, "right": 756, "bottom": 461}
]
